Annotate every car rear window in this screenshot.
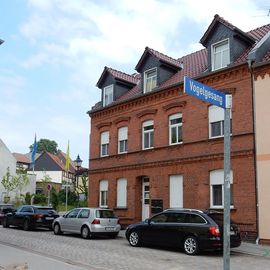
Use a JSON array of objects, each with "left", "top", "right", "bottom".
[
  {"left": 35, "top": 208, "right": 58, "bottom": 215},
  {"left": 208, "top": 213, "right": 236, "bottom": 224},
  {"left": 96, "top": 210, "right": 116, "bottom": 218}
]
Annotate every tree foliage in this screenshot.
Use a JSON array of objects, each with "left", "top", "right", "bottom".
[
  {"left": 29, "top": 138, "right": 58, "bottom": 154},
  {"left": 1, "top": 167, "right": 16, "bottom": 196},
  {"left": 77, "top": 172, "right": 88, "bottom": 201}
]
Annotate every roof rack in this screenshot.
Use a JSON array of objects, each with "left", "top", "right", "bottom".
[{"left": 164, "top": 208, "right": 203, "bottom": 213}]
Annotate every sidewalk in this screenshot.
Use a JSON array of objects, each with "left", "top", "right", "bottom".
[{"left": 233, "top": 242, "right": 270, "bottom": 258}]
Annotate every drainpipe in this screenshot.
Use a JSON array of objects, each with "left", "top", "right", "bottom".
[{"left": 247, "top": 59, "right": 259, "bottom": 245}]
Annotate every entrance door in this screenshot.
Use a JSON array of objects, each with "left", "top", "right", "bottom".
[{"left": 142, "top": 177, "right": 150, "bottom": 220}]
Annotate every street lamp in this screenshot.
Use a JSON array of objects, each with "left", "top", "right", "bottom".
[
  {"left": 0, "top": 39, "right": 4, "bottom": 45},
  {"left": 75, "top": 155, "right": 83, "bottom": 170}
]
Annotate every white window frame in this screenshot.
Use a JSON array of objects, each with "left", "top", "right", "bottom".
[
  {"left": 103, "top": 84, "right": 114, "bottom": 106},
  {"left": 210, "top": 169, "right": 233, "bottom": 209},
  {"left": 100, "top": 131, "right": 109, "bottom": 157},
  {"left": 118, "top": 127, "right": 128, "bottom": 154},
  {"left": 144, "top": 68, "right": 157, "bottom": 93},
  {"left": 117, "top": 178, "right": 127, "bottom": 208},
  {"left": 169, "top": 113, "right": 183, "bottom": 145},
  {"left": 99, "top": 180, "right": 108, "bottom": 208},
  {"left": 211, "top": 38, "right": 230, "bottom": 71},
  {"left": 142, "top": 120, "right": 154, "bottom": 150},
  {"left": 209, "top": 105, "right": 232, "bottom": 139}
]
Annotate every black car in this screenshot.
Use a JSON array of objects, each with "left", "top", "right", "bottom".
[
  {"left": 125, "top": 208, "right": 241, "bottom": 255},
  {"left": 0, "top": 204, "right": 15, "bottom": 225},
  {"left": 2, "top": 205, "right": 59, "bottom": 230}
]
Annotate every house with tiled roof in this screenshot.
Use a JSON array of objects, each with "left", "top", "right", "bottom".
[
  {"left": 33, "top": 151, "right": 76, "bottom": 193},
  {"left": 88, "top": 14, "right": 270, "bottom": 242}
]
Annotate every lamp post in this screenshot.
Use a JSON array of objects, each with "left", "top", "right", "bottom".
[{"left": 74, "top": 155, "right": 83, "bottom": 203}]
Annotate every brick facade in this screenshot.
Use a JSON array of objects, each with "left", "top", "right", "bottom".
[{"left": 89, "top": 65, "right": 257, "bottom": 237}]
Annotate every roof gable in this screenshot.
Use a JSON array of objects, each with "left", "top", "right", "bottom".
[
  {"left": 96, "top": 66, "right": 139, "bottom": 89},
  {"left": 135, "top": 47, "right": 181, "bottom": 72},
  {"left": 200, "top": 14, "right": 255, "bottom": 46}
]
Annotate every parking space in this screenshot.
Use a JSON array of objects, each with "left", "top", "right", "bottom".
[{"left": 0, "top": 227, "right": 269, "bottom": 270}]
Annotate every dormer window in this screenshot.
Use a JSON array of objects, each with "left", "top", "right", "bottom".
[
  {"left": 211, "top": 39, "right": 230, "bottom": 71},
  {"left": 103, "top": 84, "right": 113, "bottom": 106},
  {"left": 144, "top": 68, "right": 157, "bottom": 93}
]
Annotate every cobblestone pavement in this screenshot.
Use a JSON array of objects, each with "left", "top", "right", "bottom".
[{"left": 0, "top": 227, "right": 269, "bottom": 270}]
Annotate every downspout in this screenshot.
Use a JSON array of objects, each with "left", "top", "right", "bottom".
[{"left": 247, "top": 59, "right": 260, "bottom": 245}]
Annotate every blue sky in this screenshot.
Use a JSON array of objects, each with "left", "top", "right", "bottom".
[{"left": 0, "top": 0, "right": 269, "bottom": 167}]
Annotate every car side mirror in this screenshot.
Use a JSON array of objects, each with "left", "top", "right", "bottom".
[{"left": 145, "top": 218, "right": 150, "bottom": 224}]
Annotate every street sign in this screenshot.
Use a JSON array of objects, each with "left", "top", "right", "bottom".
[
  {"left": 183, "top": 76, "right": 232, "bottom": 270},
  {"left": 184, "top": 76, "right": 226, "bottom": 108}
]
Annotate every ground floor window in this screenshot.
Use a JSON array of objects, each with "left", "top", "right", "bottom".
[
  {"left": 210, "top": 169, "right": 233, "bottom": 208},
  {"left": 117, "top": 178, "right": 127, "bottom": 207},
  {"left": 99, "top": 180, "right": 108, "bottom": 207}
]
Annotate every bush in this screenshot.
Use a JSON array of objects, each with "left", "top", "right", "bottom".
[
  {"left": 24, "top": 192, "right": 32, "bottom": 205},
  {"left": 51, "top": 187, "right": 59, "bottom": 210},
  {"left": 58, "top": 189, "right": 78, "bottom": 205},
  {"left": 33, "top": 193, "right": 46, "bottom": 205}
]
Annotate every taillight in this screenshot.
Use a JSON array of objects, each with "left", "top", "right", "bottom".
[
  {"left": 33, "top": 214, "right": 43, "bottom": 219},
  {"left": 208, "top": 226, "right": 220, "bottom": 236},
  {"left": 92, "top": 219, "right": 100, "bottom": 224}
]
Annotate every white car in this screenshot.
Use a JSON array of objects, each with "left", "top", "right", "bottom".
[{"left": 52, "top": 207, "right": 121, "bottom": 239}]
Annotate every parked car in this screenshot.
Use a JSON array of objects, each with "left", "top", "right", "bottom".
[
  {"left": 125, "top": 208, "right": 241, "bottom": 255},
  {"left": 52, "top": 207, "right": 121, "bottom": 239},
  {"left": 0, "top": 204, "right": 15, "bottom": 225},
  {"left": 2, "top": 205, "right": 59, "bottom": 230}
]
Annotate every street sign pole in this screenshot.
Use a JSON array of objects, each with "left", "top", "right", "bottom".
[{"left": 224, "top": 95, "right": 232, "bottom": 270}]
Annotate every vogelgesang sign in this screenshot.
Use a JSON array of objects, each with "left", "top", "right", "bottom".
[{"left": 184, "top": 76, "right": 226, "bottom": 108}]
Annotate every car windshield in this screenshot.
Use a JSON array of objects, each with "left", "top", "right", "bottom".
[
  {"left": 96, "top": 210, "right": 116, "bottom": 218},
  {"left": 35, "top": 208, "right": 57, "bottom": 215}
]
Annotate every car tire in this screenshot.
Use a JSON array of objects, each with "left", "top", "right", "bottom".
[
  {"left": 81, "top": 226, "right": 91, "bottom": 239},
  {"left": 2, "top": 218, "right": 9, "bottom": 228},
  {"left": 53, "top": 223, "right": 62, "bottom": 235},
  {"left": 23, "top": 219, "right": 30, "bottom": 231},
  {"left": 183, "top": 236, "right": 199, "bottom": 255},
  {"left": 128, "top": 231, "right": 141, "bottom": 247}
]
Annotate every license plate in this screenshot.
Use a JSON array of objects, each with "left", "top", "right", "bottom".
[
  {"left": 105, "top": 227, "right": 115, "bottom": 231},
  {"left": 45, "top": 217, "right": 54, "bottom": 220}
]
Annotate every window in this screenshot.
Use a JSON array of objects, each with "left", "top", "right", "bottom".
[
  {"left": 144, "top": 68, "right": 157, "bottom": 93},
  {"left": 142, "top": 120, "right": 154, "bottom": 150},
  {"left": 169, "top": 175, "right": 183, "bottom": 208},
  {"left": 187, "top": 214, "right": 206, "bottom": 224},
  {"left": 212, "top": 39, "right": 230, "bottom": 71},
  {"left": 117, "top": 178, "right": 127, "bottom": 208},
  {"left": 103, "top": 84, "right": 114, "bottom": 106},
  {"left": 66, "top": 208, "right": 80, "bottom": 218},
  {"left": 78, "top": 209, "right": 90, "bottom": 218},
  {"left": 210, "top": 169, "right": 233, "bottom": 208},
  {"left": 100, "top": 131, "right": 109, "bottom": 157},
  {"left": 169, "top": 113, "right": 182, "bottom": 145},
  {"left": 150, "top": 213, "right": 168, "bottom": 223},
  {"left": 118, "top": 127, "right": 128, "bottom": 154},
  {"left": 99, "top": 180, "right": 108, "bottom": 207},
  {"left": 209, "top": 105, "right": 232, "bottom": 138}
]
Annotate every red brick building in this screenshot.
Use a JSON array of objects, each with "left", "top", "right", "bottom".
[{"left": 88, "top": 15, "right": 270, "bottom": 239}]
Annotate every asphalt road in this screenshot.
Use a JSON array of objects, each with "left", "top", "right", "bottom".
[{"left": 0, "top": 226, "right": 269, "bottom": 270}]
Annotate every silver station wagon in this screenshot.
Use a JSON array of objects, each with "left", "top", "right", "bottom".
[{"left": 52, "top": 208, "right": 121, "bottom": 239}]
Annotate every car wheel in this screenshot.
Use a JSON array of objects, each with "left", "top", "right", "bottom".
[
  {"left": 81, "top": 226, "right": 91, "bottom": 239},
  {"left": 2, "top": 218, "right": 9, "bottom": 228},
  {"left": 183, "top": 236, "right": 199, "bottom": 255},
  {"left": 23, "top": 219, "right": 30, "bottom": 231},
  {"left": 128, "top": 231, "right": 141, "bottom": 247},
  {"left": 53, "top": 223, "right": 62, "bottom": 235}
]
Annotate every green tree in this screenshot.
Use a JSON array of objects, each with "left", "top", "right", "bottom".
[
  {"left": 76, "top": 172, "right": 88, "bottom": 202},
  {"left": 51, "top": 187, "right": 59, "bottom": 210},
  {"left": 1, "top": 167, "right": 16, "bottom": 197},
  {"left": 29, "top": 138, "right": 58, "bottom": 154},
  {"left": 13, "top": 169, "right": 30, "bottom": 197}
]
